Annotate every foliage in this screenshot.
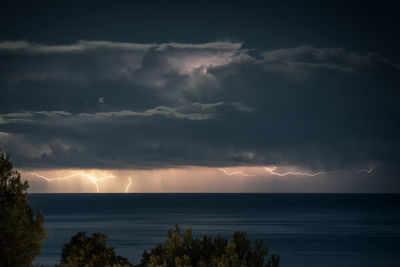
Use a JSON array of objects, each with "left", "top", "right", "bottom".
[
  {"left": 57, "top": 232, "right": 133, "bottom": 267},
  {"left": 136, "top": 225, "right": 280, "bottom": 267},
  {"left": 0, "top": 150, "right": 46, "bottom": 267}
]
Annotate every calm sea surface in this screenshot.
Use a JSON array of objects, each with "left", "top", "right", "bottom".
[{"left": 28, "top": 193, "right": 400, "bottom": 267}]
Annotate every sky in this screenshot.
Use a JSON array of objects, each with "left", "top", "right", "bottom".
[{"left": 0, "top": 0, "right": 399, "bottom": 192}]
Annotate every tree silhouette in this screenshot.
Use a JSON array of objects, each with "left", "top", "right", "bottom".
[
  {"left": 136, "top": 225, "right": 279, "bottom": 267},
  {"left": 0, "top": 150, "right": 46, "bottom": 267},
  {"left": 57, "top": 232, "right": 133, "bottom": 267}
]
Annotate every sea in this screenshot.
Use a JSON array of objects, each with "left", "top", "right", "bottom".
[{"left": 28, "top": 193, "right": 400, "bottom": 267}]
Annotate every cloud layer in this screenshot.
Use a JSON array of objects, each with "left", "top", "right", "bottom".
[{"left": 0, "top": 41, "right": 399, "bottom": 176}]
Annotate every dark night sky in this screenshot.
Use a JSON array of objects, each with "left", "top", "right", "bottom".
[{"left": 0, "top": 0, "right": 399, "bottom": 192}]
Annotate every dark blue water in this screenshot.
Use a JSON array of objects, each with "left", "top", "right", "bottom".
[{"left": 29, "top": 194, "right": 400, "bottom": 267}]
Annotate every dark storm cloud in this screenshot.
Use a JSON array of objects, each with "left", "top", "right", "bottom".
[
  {"left": 0, "top": 41, "right": 399, "bottom": 172},
  {"left": 0, "top": 41, "right": 242, "bottom": 82}
]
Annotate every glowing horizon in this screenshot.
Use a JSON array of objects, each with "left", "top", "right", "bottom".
[{"left": 21, "top": 165, "right": 376, "bottom": 193}]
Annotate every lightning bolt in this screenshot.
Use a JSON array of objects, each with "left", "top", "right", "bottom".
[
  {"left": 219, "top": 168, "right": 257, "bottom": 177},
  {"left": 220, "top": 165, "right": 376, "bottom": 178},
  {"left": 124, "top": 176, "right": 136, "bottom": 193},
  {"left": 263, "top": 166, "right": 327, "bottom": 177},
  {"left": 355, "top": 165, "right": 375, "bottom": 174},
  {"left": 219, "top": 166, "right": 328, "bottom": 177},
  {"left": 29, "top": 172, "right": 115, "bottom": 193}
]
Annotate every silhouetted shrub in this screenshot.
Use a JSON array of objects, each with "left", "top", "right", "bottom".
[
  {"left": 136, "top": 225, "right": 280, "bottom": 267},
  {"left": 57, "top": 232, "right": 133, "bottom": 267}
]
